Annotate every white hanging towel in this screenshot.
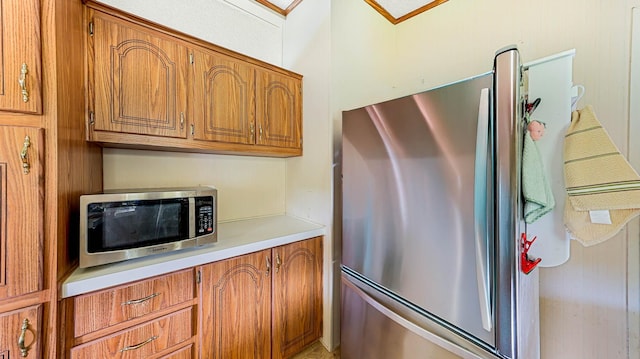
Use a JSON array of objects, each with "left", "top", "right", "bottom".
[{"left": 564, "top": 105, "right": 640, "bottom": 246}]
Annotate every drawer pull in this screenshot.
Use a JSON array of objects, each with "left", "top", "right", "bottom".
[
  {"left": 18, "top": 318, "right": 31, "bottom": 357},
  {"left": 122, "top": 292, "right": 160, "bottom": 306},
  {"left": 119, "top": 335, "right": 158, "bottom": 352}
]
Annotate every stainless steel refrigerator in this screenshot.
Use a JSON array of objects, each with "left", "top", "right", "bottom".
[{"left": 339, "top": 47, "right": 539, "bottom": 359}]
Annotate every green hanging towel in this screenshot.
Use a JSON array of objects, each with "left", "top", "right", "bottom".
[{"left": 523, "top": 131, "right": 556, "bottom": 223}]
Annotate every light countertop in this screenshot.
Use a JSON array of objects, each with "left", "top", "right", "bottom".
[{"left": 61, "top": 215, "right": 325, "bottom": 298}]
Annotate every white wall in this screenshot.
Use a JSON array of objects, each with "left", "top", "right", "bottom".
[
  {"left": 280, "top": 0, "right": 335, "bottom": 348},
  {"left": 332, "top": 0, "right": 639, "bottom": 358}
]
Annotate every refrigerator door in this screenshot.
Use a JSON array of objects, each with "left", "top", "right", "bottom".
[
  {"left": 341, "top": 73, "right": 495, "bottom": 344},
  {"left": 341, "top": 270, "right": 499, "bottom": 359}
]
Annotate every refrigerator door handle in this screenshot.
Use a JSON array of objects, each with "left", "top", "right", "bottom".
[{"left": 474, "top": 87, "right": 493, "bottom": 332}]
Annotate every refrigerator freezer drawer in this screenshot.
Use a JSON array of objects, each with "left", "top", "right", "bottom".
[{"left": 341, "top": 271, "right": 502, "bottom": 359}]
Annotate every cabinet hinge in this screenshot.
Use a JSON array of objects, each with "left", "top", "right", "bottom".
[
  {"left": 190, "top": 124, "right": 195, "bottom": 136},
  {"left": 89, "top": 111, "right": 95, "bottom": 126},
  {"left": 196, "top": 270, "right": 201, "bottom": 284},
  {"left": 189, "top": 53, "right": 194, "bottom": 64},
  {"left": 88, "top": 21, "right": 94, "bottom": 36}
]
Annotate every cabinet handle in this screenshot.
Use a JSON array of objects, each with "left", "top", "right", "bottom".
[
  {"left": 250, "top": 122, "right": 255, "bottom": 142},
  {"left": 259, "top": 125, "right": 263, "bottom": 141},
  {"left": 18, "top": 63, "right": 29, "bottom": 103},
  {"left": 275, "top": 253, "right": 281, "bottom": 273},
  {"left": 17, "top": 318, "right": 30, "bottom": 357},
  {"left": 122, "top": 292, "right": 161, "bottom": 306},
  {"left": 180, "top": 112, "right": 185, "bottom": 129},
  {"left": 119, "top": 335, "right": 158, "bottom": 352},
  {"left": 20, "top": 135, "right": 31, "bottom": 175},
  {"left": 266, "top": 256, "right": 271, "bottom": 276}
]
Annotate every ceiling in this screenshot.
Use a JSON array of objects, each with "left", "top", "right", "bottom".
[{"left": 254, "top": 0, "right": 448, "bottom": 23}]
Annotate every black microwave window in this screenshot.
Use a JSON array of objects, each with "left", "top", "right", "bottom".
[{"left": 86, "top": 198, "right": 189, "bottom": 253}]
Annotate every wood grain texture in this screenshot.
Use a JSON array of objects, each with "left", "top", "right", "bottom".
[
  {"left": 159, "top": 344, "right": 193, "bottom": 359},
  {"left": 69, "top": 307, "right": 193, "bottom": 359},
  {"left": 192, "top": 46, "right": 256, "bottom": 145},
  {"left": 0, "top": 305, "right": 42, "bottom": 358},
  {"left": 199, "top": 249, "right": 271, "bottom": 359},
  {"left": 0, "top": 0, "right": 42, "bottom": 113},
  {"left": 84, "top": 3, "right": 303, "bottom": 157},
  {"left": 254, "top": 0, "right": 304, "bottom": 16},
  {"left": 363, "top": 0, "right": 448, "bottom": 24},
  {"left": 83, "top": 1, "right": 302, "bottom": 79},
  {"left": 49, "top": 1, "right": 104, "bottom": 358},
  {"left": 0, "top": 126, "right": 44, "bottom": 299},
  {"left": 256, "top": 69, "right": 302, "bottom": 150},
  {"left": 73, "top": 269, "right": 194, "bottom": 338},
  {"left": 272, "top": 237, "right": 323, "bottom": 359},
  {"left": 90, "top": 10, "right": 189, "bottom": 139},
  {"left": 90, "top": 130, "right": 302, "bottom": 157}
]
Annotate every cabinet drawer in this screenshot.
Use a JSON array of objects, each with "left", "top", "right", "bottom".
[
  {"left": 159, "top": 344, "right": 193, "bottom": 359},
  {"left": 73, "top": 269, "right": 194, "bottom": 337},
  {"left": 70, "top": 307, "right": 193, "bottom": 359}
]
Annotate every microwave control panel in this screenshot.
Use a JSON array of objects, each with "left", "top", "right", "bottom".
[{"left": 196, "top": 196, "right": 215, "bottom": 235}]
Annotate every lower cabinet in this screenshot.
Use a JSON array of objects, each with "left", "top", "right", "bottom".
[
  {"left": 62, "top": 236, "right": 323, "bottom": 359},
  {"left": 0, "top": 305, "right": 42, "bottom": 358},
  {"left": 64, "top": 269, "right": 196, "bottom": 359},
  {"left": 199, "top": 236, "right": 323, "bottom": 359}
]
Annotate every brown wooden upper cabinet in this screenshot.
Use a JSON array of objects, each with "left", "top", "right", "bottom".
[
  {"left": 85, "top": 4, "right": 303, "bottom": 157},
  {"left": 191, "top": 47, "right": 256, "bottom": 145},
  {"left": 90, "top": 11, "right": 189, "bottom": 139},
  {"left": 0, "top": 0, "right": 42, "bottom": 114},
  {"left": 256, "top": 69, "right": 302, "bottom": 149}
]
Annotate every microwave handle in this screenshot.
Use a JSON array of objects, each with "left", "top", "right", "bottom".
[{"left": 189, "top": 197, "right": 196, "bottom": 239}]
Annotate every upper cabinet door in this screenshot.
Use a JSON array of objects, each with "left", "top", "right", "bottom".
[
  {"left": 0, "top": 0, "right": 42, "bottom": 114},
  {"left": 255, "top": 69, "right": 302, "bottom": 149},
  {"left": 89, "top": 11, "right": 189, "bottom": 138},
  {"left": 192, "top": 48, "right": 256, "bottom": 145},
  {"left": 0, "top": 126, "right": 43, "bottom": 300}
]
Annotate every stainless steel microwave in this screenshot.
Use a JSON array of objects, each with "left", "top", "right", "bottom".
[{"left": 79, "top": 187, "right": 217, "bottom": 268}]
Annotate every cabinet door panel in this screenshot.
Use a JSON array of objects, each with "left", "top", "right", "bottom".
[
  {"left": 272, "top": 237, "right": 323, "bottom": 359},
  {"left": 256, "top": 70, "right": 301, "bottom": 149},
  {"left": 0, "top": 126, "right": 43, "bottom": 299},
  {"left": 192, "top": 48, "right": 256, "bottom": 145},
  {"left": 0, "top": 0, "right": 42, "bottom": 113},
  {"left": 199, "top": 250, "right": 271, "bottom": 359},
  {"left": 90, "top": 12, "right": 189, "bottom": 138},
  {"left": 0, "top": 305, "right": 42, "bottom": 358}
]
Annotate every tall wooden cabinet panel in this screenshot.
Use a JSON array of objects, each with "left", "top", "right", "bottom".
[
  {"left": 0, "top": 0, "right": 42, "bottom": 114},
  {"left": 0, "top": 126, "right": 43, "bottom": 300},
  {"left": 256, "top": 69, "right": 302, "bottom": 149},
  {"left": 272, "top": 236, "right": 323, "bottom": 359},
  {"left": 199, "top": 249, "right": 272, "bottom": 359},
  {"left": 89, "top": 11, "right": 189, "bottom": 139},
  {"left": 192, "top": 47, "right": 256, "bottom": 145},
  {"left": 0, "top": 305, "right": 42, "bottom": 358}
]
